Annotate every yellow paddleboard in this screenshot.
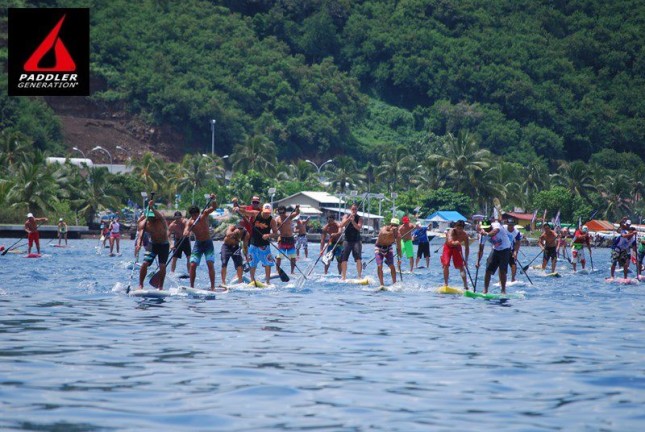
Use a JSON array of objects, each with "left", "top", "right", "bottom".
[
  {"left": 247, "top": 280, "right": 270, "bottom": 288},
  {"left": 436, "top": 286, "right": 464, "bottom": 295},
  {"left": 346, "top": 278, "right": 370, "bottom": 285}
]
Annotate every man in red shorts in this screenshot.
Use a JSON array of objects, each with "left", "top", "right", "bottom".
[
  {"left": 24, "top": 213, "right": 48, "bottom": 255},
  {"left": 441, "top": 220, "right": 470, "bottom": 290}
]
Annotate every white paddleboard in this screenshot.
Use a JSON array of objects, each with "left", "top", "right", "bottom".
[
  {"left": 129, "top": 289, "right": 172, "bottom": 299},
  {"left": 179, "top": 286, "right": 219, "bottom": 299}
]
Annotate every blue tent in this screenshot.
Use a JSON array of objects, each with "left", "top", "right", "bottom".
[{"left": 425, "top": 211, "right": 467, "bottom": 222}]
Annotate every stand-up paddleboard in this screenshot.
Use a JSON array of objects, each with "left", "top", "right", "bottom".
[
  {"left": 179, "top": 286, "right": 218, "bottom": 299},
  {"left": 24, "top": 253, "right": 42, "bottom": 258},
  {"left": 494, "top": 280, "right": 526, "bottom": 287},
  {"left": 436, "top": 286, "right": 465, "bottom": 295},
  {"left": 228, "top": 276, "right": 251, "bottom": 286},
  {"left": 605, "top": 277, "right": 639, "bottom": 285},
  {"left": 638, "top": 275, "right": 645, "bottom": 282},
  {"left": 247, "top": 280, "right": 271, "bottom": 288},
  {"left": 129, "top": 289, "right": 172, "bottom": 299},
  {"left": 464, "top": 290, "right": 523, "bottom": 300},
  {"left": 52, "top": 244, "right": 68, "bottom": 248},
  {"left": 345, "top": 278, "right": 370, "bottom": 285},
  {"left": 545, "top": 272, "right": 561, "bottom": 278}
]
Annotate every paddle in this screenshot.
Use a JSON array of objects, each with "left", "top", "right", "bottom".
[
  {"left": 396, "top": 248, "right": 403, "bottom": 282},
  {"left": 515, "top": 256, "right": 533, "bottom": 285},
  {"left": 128, "top": 193, "right": 154, "bottom": 291},
  {"left": 306, "top": 241, "right": 330, "bottom": 278},
  {"left": 522, "top": 250, "right": 544, "bottom": 272},
  {"left": 473, "top": 264, "right": 479, "bottom": 292},
  {"left": 2, "top": 219, "right": 46, "bottom": 256},
  {"left": 457, "top": 246, "right": 475, "bottom": 289},
  {"left": 149, "top": 196, "right": 213, "bottom": 288}
]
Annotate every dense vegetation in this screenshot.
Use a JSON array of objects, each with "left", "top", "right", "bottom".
[{"left": 1, "top": 0, "right": 644, "bottom": 224}]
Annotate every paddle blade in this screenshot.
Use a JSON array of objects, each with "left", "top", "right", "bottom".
[
  {"left": 277, "top": 266, "right": 290, "bottom": 282},
  {"left": 149, "top": 271, "right": 161, "bottom": 288},
  {"left": 322, "top": 251, "right": 332, "bottom": 265},
  {"left": 243, "top": 262, "right": 250, "bottom": 273}
]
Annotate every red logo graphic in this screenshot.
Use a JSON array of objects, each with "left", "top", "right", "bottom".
[{"left": 24, "top": 15, "right": 76, "bottom": 72}]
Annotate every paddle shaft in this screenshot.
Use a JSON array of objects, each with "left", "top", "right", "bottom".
[
  {"left": 523, "top": 249, "right": 544, "bottom": 271},
  {"left": 515, "top": 256, "right": 533, "bottom": 285},
  {"left": 305, "top": 241, "right": 329, "bottom": 278},
  {"left": 457, "top": 246, "right": 475, "bottom": 289},
  {"left": 2, "top": 220, "right": 46, "bottom": 256}
]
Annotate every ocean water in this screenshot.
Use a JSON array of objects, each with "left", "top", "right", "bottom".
[{"left": 0, "top": 239, "right": 643, "bottom": 431}]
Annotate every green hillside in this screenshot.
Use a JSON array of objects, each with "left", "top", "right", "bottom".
[{"left": 1, "top": 0, "right": 644, "bottom": 223}]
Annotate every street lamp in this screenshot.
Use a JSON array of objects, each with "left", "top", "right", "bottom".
[
  {"left": 90, "top": 145, "right": 113, "bottom": 174},
  {"left": 268, "top": 187, "right": 276, "bottom": 208},
  {"left": 221, "top": 154, "right": 229, "bottom": 184},
  {"left": 305, "top": 159, "right": 334, "bottom": 182},
  {"left": 115, "top": 145, "right": 130, "bottom": 161},
  {"left": 72, "top": 147, "right": 85, "bottom": 158},
  {"left": 210, "top": 119, "right": 217, "bottom": 155},
  {"left": 376, "top": 193, "right": 385, "bottom": 217}
]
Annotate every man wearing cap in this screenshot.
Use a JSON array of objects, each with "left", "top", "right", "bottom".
[
  {"left": 236, "top": 196, "right": 262, "bottom": 254},
  {"left": 539, "top": 223, "right": 558, "bottom": 273},
  {"left": 571, "top": 225, "right": 592, "bottom": 272},
  {"left": 398, "top": 216, "right": 416, "bottom": 272},
  {"left": 242, "top": 203, "right": 279, "bottom": 285},
  {"left": 135, "top": 199, "right": 170, "bottom": 290},
  {"left": 275, "top": 205, "right": 300, "bottom": 274},
  {"left": 168, "top": 211, "right": 191, "bottom": 275},
  {"left": 339, "top": 203, "right": 364, "bottom": 281},
  {"left": 476, "top": 219, "right": 512, "bottom": 294},
  {"left": 413, "top": 222, "right": 431, "bottom": 269},
  {"left": 375, "top": 218, "right": 403, "bottom": 286},
  {"left": 295, "top": 215, "right": 311, "bottom": 259},
  {"left": 24, "top": 213, "right": 48, "bottom": 255},
  {"left": 321, "top": 214, "right": 343, "bottom": 275},
  {"left": 609, "top": 221, "right": 637, "bottom": 280},
  {"left": 441, "top": 220, "right": 470, "bottom": 290},
  {"left": 185, "top": 195, "right": 219, "bottom": 290},
  {"left": 108, "top": 216, "right": 121, "bottom": 256},
  {"left": 504, "top": 219, "right": 522, "bottom": 282},
  {"left": 57, "top": 218, "right": 68, "bottom": 246}
]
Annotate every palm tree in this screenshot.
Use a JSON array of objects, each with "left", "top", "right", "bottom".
[
  {"left": 328, "top": 156, "right": 363, "bottom": 193},
  {"left": 551, "top": 160, "right": 596, "bottom": 201},
  {"left": 412, "top": 158, "right": 447, "bottom": 191},
  {"left": 276, "top": 160, "right": 315, "bottom": 182},
  {"left": 0, "top": 130, "right": 31, "bottom": 170},
  {"left": 230, "top": 135, "right": 277, "bottom": 174},
  {"left": 6, "top": 156, "right": 60, "bottom": 215},
  {"left": 73, "top": 166, "right": 121, "bottom": 224},
  {"left": 175, "top": 154, "right": 222, "bottom": 204},
  {"left": 429, "top": 132, "right": 492, "bottom": 196},
  {"left": 128, "top": 152, "right": 164, "bottom": 193},
  {"left": 521, "top": 162, "right": 549, "bottom": 201},
  {"left": 376, "top": 146, "right": 414, "bottom": 192},
  {"left": 599, "top": 174, "right": 631, "bottom": 220}
]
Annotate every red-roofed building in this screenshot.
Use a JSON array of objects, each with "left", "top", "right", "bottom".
[
  {"left": 585, "top": 220, "right": 615, "bottom": 232},
  {"left": 501, "top": 212, "right": 534, "bottom": 228}
]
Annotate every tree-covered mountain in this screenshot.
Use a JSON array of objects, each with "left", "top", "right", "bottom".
[{"left": 2, "top": 0, "right": 644, "bottom": 162}]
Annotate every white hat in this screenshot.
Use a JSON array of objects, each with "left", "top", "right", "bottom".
[
  {"left": 27, "top": 213, "right": 34, "bottom": 218},
  {"left": 625, "top": 219, "right": 632, "bottom": 225},
  {"left": 262, "top": 203, "right": 272, "bottom": 213},
  {"left": 582, "top": 225, "right": 588, "bottom": 232},
  {"left": 59, "top": 218, "right": 63, "bottom": 222}
]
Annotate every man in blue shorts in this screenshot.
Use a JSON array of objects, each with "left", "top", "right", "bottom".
[
  {"left": 135, "top": 199, "right": 169, "bottom": 290},
  {"left": 237, "top": 203, "right": 280, "bottom": 285},
  {"left": 184, "top": 195, "right": 219, "bottom": 290}
]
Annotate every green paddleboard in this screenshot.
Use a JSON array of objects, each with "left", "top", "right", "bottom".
[{"left": 464, "top": 290, "right": 522, "bottom": 300}]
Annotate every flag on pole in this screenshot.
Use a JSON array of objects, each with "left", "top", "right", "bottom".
[
  {"left": 588, "top": 209, "right": 599, "bottom": 221},
  {"left": 578, "top": 216, "right": 582, "bottom": 229},
  {"left": 530, "top": 209, "right": 538, "bottom": 225},
  {"left": 493, "top": 206, "right": 499, "bottom": 221},
  {"left": 553, "top": 210, "right": 561, "bottom": 229}
]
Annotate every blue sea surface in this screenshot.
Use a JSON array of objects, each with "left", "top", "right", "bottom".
[{"left": 0, "top": 239, "right": 643, "bottom": 431}]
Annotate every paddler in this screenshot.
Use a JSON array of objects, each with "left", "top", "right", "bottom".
[
  {"left": 220, "top": 222, "right": 248, "bottom": 285},
  {"left": 275, "top": 205, "right": 300, "bottom": 274},
  {"left": 57, "top": 218, "right": 68, "bottom": 246},
  {"left": 398, "top": 216, "right": 416, "bottom": 272},
  {"left": 504, "top": 218, "right": 522, "bottom": 282},
  {"left": 413, "top": 221, "right": 431, "bottom": 269},
  {"left": 168, "top": 211, "right": 191, "bottom": 275},
  {"left": 571, "top": 225, "right": 592, "bottom": 272},
  {"left": 476, "top": 219, "right": 512, "bottom": 294},
  {"left": 375, "top": 218, "right": 402, "bottom": 287},
  {"left": 25, "top": 213, "right": 47, "bottom": 255},
  {"left": 108, "top": 216, "right": 121, "bottom": 256},
  {"left": 321, "top": 214, "right": 343, "bottom": 275},
  {"left": 295, "top": 215, "right": 310, "bottom": 259},
  {"left": 539, "top": 223, "right": 558, "bottom": 274},
  {"left": 135, "top": 199, "right": 169, "bottom": 290},
  {"left": 185, "top": 195, "right": 219, "bottom": 290},
  {"left": 637, "top": 233, "right": 645, "bottom": 278},
  {"left": 235, "top": 203, "right": 279, "bottom": 285},
  {"left": 339, "top": 203, "right": 363, "bottom": 281},
  {"left": 441, "top": 219, "right": 470, "bottom": 290},
  {"left": 609, "top": 223, "right": 637, "bottom": 280}
]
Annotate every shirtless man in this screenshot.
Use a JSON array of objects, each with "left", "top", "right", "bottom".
[
  {"left": 321, "top": 215, "right": 343, "bottom": 275},
  {"left": 24, "top": 213, "right": 47, "bottom": 255},
  {"left": 275, "top": 205, "right": 300, "bottom": 274},
  {"left": 375, "top": 218, "right": 402, "bottom": 287},
  {"left": 441, "top": 219, "right": 470, "bottom": 290},
  {"left": 135, "top": 200, "right": 169, "bottom": 290},
  {"left": 398, "top": 216, "right": 416, "bottom": 272},
  {"left": 221, "top": 223, "right": 248, "bottom": 285},
  {"left": 539, "top": 223, "right": 558, "bottom": 273},
  {"left": 295, "top": 215, "right": 310, "bottom": 258},
  {"left": 339, "top": 204, "right": 363, "bottom": 280},
  {"left": 185, "top": 195, "right": 218, "bottom": 290},
  {"left": 168, "top": 211, "right": 191, "bottom": 275}
]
